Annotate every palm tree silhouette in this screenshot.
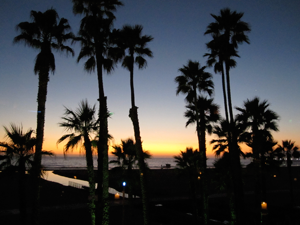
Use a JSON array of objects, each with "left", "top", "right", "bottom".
[
  {"left": 72, "top": 1, "right": 123, "bottom": 224},
  {"left": 210, "top": 119, "right": 247, "bottom": 224},
  {"left": 57, "top": 100, "right": 98, "bottom": 225},
  {"left": 205, "top": 8, "right": 250, "bottom": 223},
  {"left": 204, "top": 34, "right": 238, "bottom": 123},
  {"left": 175, "top": 61, "right": 213, "bottom": 225},
  {"left": 118, "top": 24, "right": 153, "bottom": 225},
  {"left": 205, "top": 8, "right": 250, "bottom": 125},
  {"left": 174, "top": 147, "right": 201, "bottom": 221},
  {"left": 236, "top": 97, "right": 279, "bottom": 224},
  {"left": 13, "top": 9, "right": 74, "bottom": 224},
  {"left": 275, "top": 140, "right": 300, "bottom": 206},
  {"left": 110, "top": 138, "right": 151, "bottom": 199},
  {"left": 0, "top": 124, "right": 52, "bottom": 224},
  {"left": 211, "top": 119, "right": 245, "bottom": 157}
]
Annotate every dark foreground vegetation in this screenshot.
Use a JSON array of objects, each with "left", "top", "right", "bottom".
[{"left": 1, "top": 168, "right": 300, "bottom": 225}]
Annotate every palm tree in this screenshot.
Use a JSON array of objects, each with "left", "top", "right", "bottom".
[
  {"left": 174, "top": 147, "right": 201, "bottom": 221},
  {"left": 204, "top": 9, "right": 250, "bottom": 223},
  {"left": 118, "top": 24, "right": 153, "bottom": 225},
  {"left": 72, "top": 1, "right": 123, "bottom": 224},
  {"left": 210, "top": 119, "right": 248, "bottom": 225},
  {"left": 0, "top": 124, "right": 52, "bottom": 224},
  {"left": 13, "top": 9, "right": 74, "bottom": 224},
  {"left": 175, "top": 61, "right": 213, "bottom": 225},
  {"left": 184, "top": 96, "right": 220, "bottom": 173},
  {"left": 57, "top": 100, "right": 98, "bottom": 225},
  {"left": 211, "top": 119, "right": 246, "bottom": 157},
  {"left": 204, "top": 34, "right": 239, "bottom": 123},
  {"left": 236, "top": 97, "right": 279, "bottom": 224},
  {"left": 205, "top": 8, "right": 250, "bottom": 125},
  {"left": 110, "top": 138, "right": 151, "bottom": 199},
  {"left": 275, "top": 140, "right": 300, "bottom": 206}
]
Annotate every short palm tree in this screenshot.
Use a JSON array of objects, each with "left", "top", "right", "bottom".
[
  {"left": 210, "top": 119, "right": 247, "bottom": 225},
  {"left": 175, "top": 60, "right": 213, "bottom": 225},
  {"left": 57, "top": 100, "right": 98, "bottom": 225},
  {"left": 13, "top": 9, "right": 74, "bottom": 223},
  {"left": 0, "top": 124, "right": 52, "bottom": 224},
  {"left": 72, "top": 2, "right": 123, "bottom": 224},
  {"left": 211, "top": 119, "right": 246, "bottom": 157},
  {"left": 118, "top": 24, "right": 153, "bottom": 225},
  {"left": 174, "top": 147, "right": 201, "bottom": 220},
  {"left": 110, "top": 138, "right": 151, "bottom": 199},
  {"left": 275, "top": 140, "right": 300, "bottom": 206},
  {"left": 236, "top": 97, "right": 279, "bottom": 223}
]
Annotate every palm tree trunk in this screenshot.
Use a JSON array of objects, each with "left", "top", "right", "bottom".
[
  {"left": 95, "top": 49, "right": 109, "bottom": 225},
  {"left": 225, "top": 63, "right": 244, "bottom": 224},
  {"left": 220, "top": 62, "right": 229, "bottom": 123},
  {"left": 287, "top": 155, "right": 294, "bottom": 206},
  {"left": 199, "top": 111, "right": 209, "bottom": 225},
  {"left": 253, "top": 134, "right": 262, "bottom": 224},
  {"left": 190, "top": 174, "right": 199, "bottom": 222},
  {"left": 19, "top": 160, "right": 27, "bottom": 225},
  {"left": 101, "top": 97, "right": 110, "bottom": 225},
  {"left": 84, "top": 136, "right": 96, "bottom": 225},
  {"left": 129, "top": 60, "right": 149, "bottom": 225},
  {"left": 32, "top": 71, "right": 49, "bottom": 225},
  {"left": 130, "top": 107, "right": 149, "bottom": 225},
  {"left": 221, "top": 62, "right": 237, "bottom": 224}
]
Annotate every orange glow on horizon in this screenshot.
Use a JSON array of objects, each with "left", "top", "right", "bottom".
[{"left": 43, "top": 140, "right": 217, "bottom": 157}]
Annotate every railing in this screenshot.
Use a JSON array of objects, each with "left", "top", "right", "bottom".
[{"left": 69, "top": 181, "right": 83, "bottom": 189}]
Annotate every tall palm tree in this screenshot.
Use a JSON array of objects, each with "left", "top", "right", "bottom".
[
  {"left": 205, "top": 8, "right": 250, "bottom": 125},
  {"left": 174, "top": 147, "right": 201, "bottom": 221},
  {"left": 175, "top": 61, "right": 213, "bottom": 225},
  {"left": 57, "top": 100, "right": 98, "bottom": 225},
  {"left": 204, "top": 9, "right": 250, "bottom": 223},
  {"left": 13, "top": 9, "right": 74, "bottom": 224},
  {"left": 204, "top": 34, "right": 239, "bottom": 123},
  {"left": 72, "top": 1, "right": 123, "bottom": 224},
  {"left": 275, "top": 140, "right": 300, "bottom": 206},
  {"left": 118, "top": 24, "right": 153, "bottom": 225},
  {"left": 236, "top": 97, "right": 279, "bottom": 224},
  {"left": 0, "top": 124, "right": 52, "bottom": 225},
  {"left": 110, "top": 138, "right": 151, "bottom": 199}
]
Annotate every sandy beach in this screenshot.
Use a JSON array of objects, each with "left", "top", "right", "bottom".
[{"left": 1, "top": 167, "right": 300, "bottom": 224}]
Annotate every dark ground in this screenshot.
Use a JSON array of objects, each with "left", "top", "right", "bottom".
[{"left": 1, "top": 167, "right": 300, "bottom": 225}]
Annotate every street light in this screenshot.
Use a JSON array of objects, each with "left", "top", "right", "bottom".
[
  {"left": 122, "top": 181, "right": 127, "bottom": 225},
  {"left": 122, "top": 182, "right": 126, "bottom": 198}
]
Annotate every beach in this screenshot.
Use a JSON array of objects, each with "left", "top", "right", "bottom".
[{"left": 1, "top": 167, "right": 300, "bottom": 224}]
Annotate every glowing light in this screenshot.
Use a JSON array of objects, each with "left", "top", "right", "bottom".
[
  {"left": 294, "top": 178, "right": 297, "bottom": 181},
  {"left": 122, "top": 181, "right": 126, "bottom": 187},
  {"left": 115, "top": 193, "right": 120, "bottom": 199},
  {"left": 74, "top": 176, "right": 77, "bottom": 179},
  {"left": 197, "top": 176, "right": 200, "bottom": 180},
  {"left": 273, "top": 175, "right": 276, "bottom": 178},
  {"left": 261, "top": 202, "right": 267, "bottom": 210}
]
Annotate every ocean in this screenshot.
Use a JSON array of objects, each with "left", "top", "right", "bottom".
[{"left": 41, "top": 155, "right": 252, "bottom": 170}]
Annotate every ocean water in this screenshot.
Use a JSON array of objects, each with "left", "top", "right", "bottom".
[{"left": 41, "top": 155, "right": 252, "bottom": 170}]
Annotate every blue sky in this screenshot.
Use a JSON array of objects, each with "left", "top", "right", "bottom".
[{"left": 0, "top": 0, "right": 300, "bottom": 156}]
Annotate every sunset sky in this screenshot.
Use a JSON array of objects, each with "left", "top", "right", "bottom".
[{"left": 0, "top": 0, "right": 300, "bottom": 157}]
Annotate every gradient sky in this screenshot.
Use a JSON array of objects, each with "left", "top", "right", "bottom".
[{"left": 1, "top": 0, "right": 300, "bottom": 157}]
